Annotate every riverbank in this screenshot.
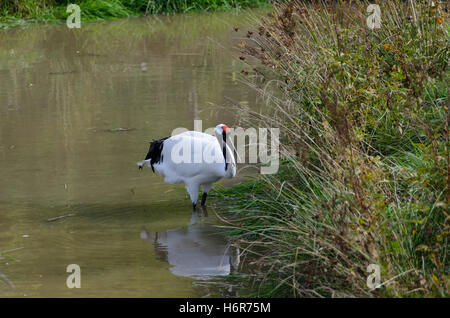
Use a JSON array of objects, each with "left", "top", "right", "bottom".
[
  {"left": 213, "top": 0, "right": 449, "bottom": 297},
  {"left": 0, "top": 0, "right": 270, "bottom": 29}
]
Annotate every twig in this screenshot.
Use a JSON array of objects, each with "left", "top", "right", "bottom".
[
  {"left": 0, "top": 273, "right": 16, "bottom": 291},
  {"left": 47, "top": 213, "right": 76, "bottom": 222}
]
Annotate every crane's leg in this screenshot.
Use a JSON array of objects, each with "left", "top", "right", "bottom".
[
  {"left": 186, "top": 183, "right": 200, "bottom": 210},
  {"left": 201, "top": 193, "right": 207, "bottom": 206},
  {"left": 200, "top": 204, "right": 208, "bottom": 217},
  {"left": 201, "top": 183, "right": 213, "bottom": 206}
]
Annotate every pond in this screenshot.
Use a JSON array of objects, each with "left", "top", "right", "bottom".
[{"left": 0, "top": 9, "right": 264, "bottom": 297}]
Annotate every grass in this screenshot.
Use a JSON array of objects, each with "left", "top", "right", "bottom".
[
  {"left": 0, "top": 0, "right": 271, "bottom": 29},
  {"left": 0, "top": 247, "right": 23, "bottom": 291},
  {"left": 212, "top": 0, "right": 449, "bottom": 297}
]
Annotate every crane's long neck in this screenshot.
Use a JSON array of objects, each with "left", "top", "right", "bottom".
[
  {"left": 222, "top": 131, "right": 228, "bottom": 171},
  {"left": 219, "top": 131, "right": 239, "bottom": 175}
]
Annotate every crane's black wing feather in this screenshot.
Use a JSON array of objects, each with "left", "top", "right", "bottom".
[{"left": 144, "top": 137, "right": 169, "bottom": 172}]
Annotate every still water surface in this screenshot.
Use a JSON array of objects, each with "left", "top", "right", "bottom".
[{"left": 0, "top": 10, "right": 263, "bottom": 297}]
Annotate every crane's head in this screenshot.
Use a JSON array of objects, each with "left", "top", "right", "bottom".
[
  {"left": 214, "top": 124, "right": 241, "bottom": 164},
  {"left": 214, "top": 124, "right": 230, "bottom": 140}
]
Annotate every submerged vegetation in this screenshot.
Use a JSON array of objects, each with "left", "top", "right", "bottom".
[
  {"left": 214, "top": 0, "right": 449, "bottom": 297},
  {"left": 0, "top": 0, "right": 270, "bottom": 29}
]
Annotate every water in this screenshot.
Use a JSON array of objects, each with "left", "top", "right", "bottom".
[{"left": 0, "top": 10, "right": 263, "bottom": 297}]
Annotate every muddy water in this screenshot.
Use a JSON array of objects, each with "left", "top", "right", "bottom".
[{"left": 0, "top": 10, "right": 263, "bottom": 297}]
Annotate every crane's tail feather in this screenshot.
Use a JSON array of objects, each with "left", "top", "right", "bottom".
[
  {"left": 137, "top": 159, "right": 150, "bottom": 170},
  {"left": 139, "top": 137, "right": 169, "bottom": 172}
]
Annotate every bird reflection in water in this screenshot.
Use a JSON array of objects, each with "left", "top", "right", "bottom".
[{"left": 140, "top": 207, "right": 240, "bottom": 279}]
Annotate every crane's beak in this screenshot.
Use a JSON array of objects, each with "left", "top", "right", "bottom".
[
  {"left": 229, "top": 137, "right": 241, "bottom": 163},
  {"left": 222, "top": 129, "right": 241, "bottom": 163}
]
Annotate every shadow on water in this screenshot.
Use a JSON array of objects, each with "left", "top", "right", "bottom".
[{"left": 141, "top": 207, "right": 240, "bottom": 280}]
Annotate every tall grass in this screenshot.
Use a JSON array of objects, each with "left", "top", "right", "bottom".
[
  {"left": 214, "top": 0, "right": 449, "bottom": 297},
  {"left": 0, "top": 0, "right": 271, "bottom": 29},
  {"left": 123, "top": 0, "right": 270, "bottom": 14}
]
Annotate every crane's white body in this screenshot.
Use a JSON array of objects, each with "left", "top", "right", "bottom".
[{"left": 138, "top": 125, "right": 237, "bottom": 207}]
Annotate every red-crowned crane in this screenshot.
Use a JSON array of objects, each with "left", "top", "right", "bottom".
[{"left": 137, "top": 124, "right": 238, "bottom": 209}]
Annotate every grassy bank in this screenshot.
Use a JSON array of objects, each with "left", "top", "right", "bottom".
[
  {"left": 0, "top": 0, "right": 270, "bottom": 29},
  {"left": 213, "top": 0, "right": 449, "bottom": 297}
]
